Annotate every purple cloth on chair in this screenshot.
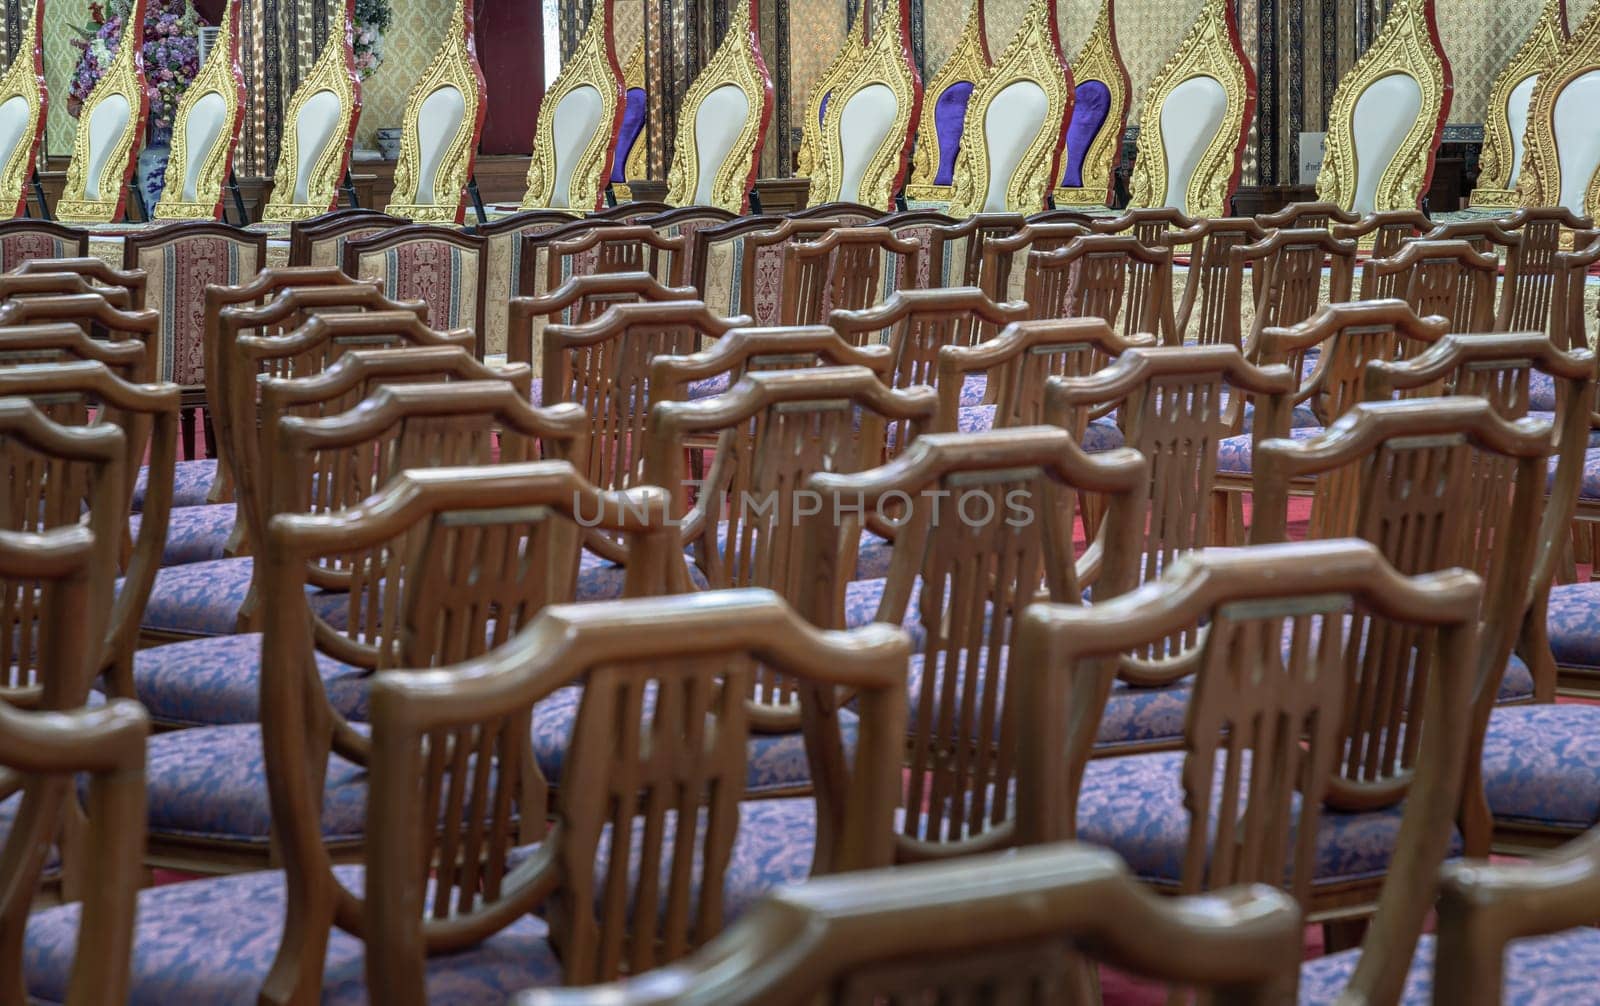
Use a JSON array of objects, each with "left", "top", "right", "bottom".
[
  {"left": 1060, "top": 81, "right": 1112, "bottom": 188},
  {"left": 820, "top": 92, "right": 832, "bottom": 126},
  {"left": 610, "top": 88, "right": 647, "bottom": 183},
  {"left": 933, "top": 82, "right": 977, "bottom": 186}
]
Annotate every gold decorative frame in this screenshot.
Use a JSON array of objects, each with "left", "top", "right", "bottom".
[
  {"left": 1520, "top": 2, "right": 1600, "bottom": 218},
  {"left": 154, "top": 0, "right": 246, "bottom": 220},
  {"left": 520, "top": 0, "right": 622, "bottom": 211},
  {"left": 0, "top": 0, "right": 46, "bottom": 218},
  {"left": 57, "top": 0, "right": 149, "bottom": 223},
  {"left": 796, "top": 5, "right": 867, "bottom": 182},
  {"left": 1471, "top": 0, "right": 1567, "bottom": 209},
  {"left": 1127, "top": 0, "right": 1256, "bottom": 220},
  {"left": 904, "top": 0, "right": 989, "bottom": 203},
  {"left": 614, "top": 41, "right": 648, "bottom": 200},
  {"left": 809, "top": 0, "right": 921, "bottom": 210},
  {"left": 261, "top": 0, "right": 361, "bottom": 224},
  {"left": 663, "top": 0, "right": 773, "bottom": 213},
  {"left": 384, "top": 0, "right": 487, "bottom": 223},
  {"left": 947, "top": 0, "right": 1071, "bottom": 218},
  {"left": 1315, "top": 0, "right": 1452, "bottom": 214},
  {"left": 1053, "top": 0, "right": 1130, "bottom": 208}
]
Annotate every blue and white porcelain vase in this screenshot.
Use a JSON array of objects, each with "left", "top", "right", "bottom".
[{"left": 135, "top": 123, "right": 173, "bottom": 213}]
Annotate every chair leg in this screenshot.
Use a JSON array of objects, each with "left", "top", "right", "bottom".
[
  {"left": 202, "top": 409, "right": 218, "bottom": 459},
  {"left": 180, "top": 407, "right": 198, "bottom": 461}
]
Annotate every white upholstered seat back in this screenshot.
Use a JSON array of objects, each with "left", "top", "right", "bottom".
[
  {"left": 179, "top": 91, "right": 228, "bottom": 201},
  {"left": 691, "top": 83, "right": 751, "bottom": 204},
  {"left": 0, "top": 95, "right": 29, "bottom": 177},
  {"left": 1554, "top": 69, "right": 1600, "bottom": 215},
  {"left": 291, "top": 89, "right": 343, "bottom": 203},
  {"left": 835, "top": 83, "right": 898, "bottom": 203},
  {"left": 980, "top": 80, "right": 1047, "bottom": 213},
  {"left": 1349, "top": 72, "right": 1423, "bottom": 214},
  {"left": 1157, "top": 75, "right": 1226, "bottom": 214},
  {"left": 413, "top": 84, "right": 467, "bottom": 204},
  {"left": 549, "top": 84, "right": 605, "bottom": 209},
  {"left": 83, "top": 94, "right": 131, "bottom": 201}
]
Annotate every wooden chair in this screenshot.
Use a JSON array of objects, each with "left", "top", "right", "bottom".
[
  {"left": 9, "top": 257, "right": 147, "bottom": 308},
  {"left": 542, "top": 301, "right": 748, "bottom": 506},
  {"left": 871, "top": 209, "right": 958, "bottom": 291},
  {"left": 0, "top": 270, "right": 134, "bottom": 310},
  {"left": 1229, "top": 228, "right": 1358, "bottom": 352},
  {"left": 689, "top": 215, "right": 824, "bottom": 324},
  {"left": 508, "top": 844, "right": 1303, "bottom": 1006},
  {"left": 1249, "top": 396, "right": 1588, "bottom": 864},
  {"left": 1497, "top": 206, "right": 1595, "bottom": 339},
  {"left": 0, "top": 320, "right": 149, "bottom": 385},
  {"left": 974, "top": 221, "right": 1089, "bottom": 307},
  {"left": 0, "top": 363, "right": 178, "bottom": 696},
  {"left": 798, "top": 428, "right": 1149, "bottom": 861},
  {"left": 1023, "top": 234, "right": 1180, "bottom": 344},
  {"left": 1362, "top": 238, "right": 1501, "bottom": 333},
  {"left": 19, "top": 468, "right": 737, "bottom": 1004},
  {"left": 1423, "top": 827, "right": 1600, "bottom": 1005},
  {"left": 1256, "top": 201, "right": 1361, "bottom": 230},
  {"left": 778, "top": 222, "right": 911, "bottom": 328},
  {"left": 647, "top": 325, "right": 896, "bottom": 405},
  {"left": 637, "top": 205, "right": 737, "bottom": 300},
  {"left": 138, "top": 309, "right": 473, "bottom": 646},
  {"left": 1334, "top": 209, "right": 1433, "bottom": 293},
  {"left": 286, "top": 210, "right": 411, "bottom": 267},
  {"left": 123, "top": 222, "right": 268, "bottom": 457},
  {"left": 542, "top": 223, "right": 689, "bottom": 292},
  {"left": 474, "top": 210, "right": 585, "bottom": 358},
  {"left": 342, "top": 224, "right": 489, "bottom": 356},
  {"left": 507, "top": 271, "right": 698, "bottom": 370},
  {"left": 1017, "top": 537, "right": 1483, "bottom": 990},
  {"left": 928, "top": 212, "right": 1025, "bottom": 289},
  {"left": 0, "top": 220, "right": 89, "bottom": 271},
  {"left": 1171, "top": 217, "right": 1268, "bottom": 347},
  {"left": 512, "top": 217, "right": 625, "bottom": 297},
  {"left": 933, "top": 317, "right": 1155, "bottom": 437},
  {"left": 0, "top": 291, "right": 160, "bottom": 356},
  {"left": 1087, "top": 206, "right": 1196, "bottom": 244},
  {"left": 827, "top": 287, "right": 1029, "bottom": 429}
]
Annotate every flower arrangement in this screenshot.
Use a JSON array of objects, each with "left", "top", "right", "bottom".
[
  {"left": 68, "top": 0, "right": 202, "bottom": 135},
  {"left": 353, "top": 0, "right": 393, "bottom": 81}
]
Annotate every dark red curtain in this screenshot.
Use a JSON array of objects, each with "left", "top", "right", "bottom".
[{"left": 476, "top": 0, "right": 545, "bottom": 154}]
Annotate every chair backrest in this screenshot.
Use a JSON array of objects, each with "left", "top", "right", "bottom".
[
  {"left": 934, "top": 317, "right": 1155, "bottom": 433},
  {"left": 0, "top": 321, "right": 150, "bottom": 385},
  {"left": 1230, "top": 228, "right": 1358, "bottom": 350},
  {"left": 474, "top": 209, "right": 585, "bottom": 357},
  {"left": 871, "top": 210, "right": 958, "bottom": 291},
  {"left": 362, "top": 586, "right": 907, "bottom": 1002},
  {"left": 640, "top": 205, "right": 738, "bottom": 296},
  {"left": 510, "top": 217, "right": 621, "bottom": 298},
  {"left": 975, "top": 221, "right": 1088, "bottom": 306},
  {"left": 800, "top": 428, "right": 1148, "bottom": 860},
  {"left": 379, "top": 0, "right": 485, "bottom": 222},
  {"left": 1024, "top": 234, "right": 1179, "bottom": 344},
  {"left": 0, "top": 401, "right": 122, "bottom": 707},
  {"left": 505, "top": 844, "right": 1304, "bottom": 1006},
  {"left": 544, "top": 224, "right": 689, "bottom": 291},
  {"left": 260, "top": 0, "right": 360, "bottom": 223},
  {"left": 648, "top": 366, "right": 937, "bottom": 602},
  {"left": 1171, "top": 217, "right": 1268, "bottom": 347},
  {"left": 1016, "top": 538, "right": 1482, "bottom": 1006},
  {"left": 1046, "top": 345, "right": 1296, "bottom": 606},
  {"left": 10, "top": 258, "right": 147, "bottom": 309},
  {"left": 0, "top": 222, "right": 89, "bottom": 272},
  {"left": 122, "top": 222, "right": 268, "bottom": 387},
  {"left": 589, "top": 200, "right": 675, "bottom": 221},
  {"left": 0, "top": 293, "right": 160, "bottom": 369},
  {"left": 0, "top": 361, "right": 179, "bottom": 699},
  {"left": 507, "top": 271, "right": 699, "bottom": 368},
  {"left": 925, "top": 212, "right": 1024, "bottom": 290},
  {"left": 151, "top": 0, "right": 245, "bottom": 220},
  {"left": 1361, "top": 238, "right": 1500, "bottom": 333},
  {"left": 218, "top": 307, "right": 473, "bottom": 565},
  {"left": 662, "top": 0, "right": 773, "bottom": 212},
  {"left": 343, "top": 224, "right": 489, "bottom": 354},
  {"left": 287, "top": 210, "right": 411, "bottom": 268},
  {"left": 55, "top": 0, "right": 147, "bottom": 223},
  {"left": 1255, "top": 201, "right": 1362, "bottom": 230},
  {"left": 945, "top": 0, "right": 1071, "bottom": 218},
  {"left": 647, "top": 324, "right": 896, "bottom": 404},
  {"left": 0, "top": 272, "right": 134, "bottom": 311},
  {"left": 780, "top": 226, "right": 921, "bottom": 326},
  {"left": 1255, "top": 299, "right": 1449, "bottom": 427},
  {"left": 518, "top": 0, "right": 622, "bottom": 212},
  {"left": 1250, "top": 398, "right": 1581, "bottom": 856},
  {"left": 1126, "top": 0, "right": 1256, "bottom": 218},
  {"left": 0, "top": 533, "right": 146, "bottom": 1006},
  {"left": 543, "top": 301, "right": 748, "bottom": 496},
  {"left": 1334, "top": 210, "right": 1433, "bottom": 295}
]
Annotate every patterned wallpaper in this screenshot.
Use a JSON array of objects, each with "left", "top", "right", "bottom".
[
  {"left": 353, "top": 0, "right": 450, "bottom": 148},
  {"left": 42, "top": 0, "right": 94, "bottom": 155},
  {"left": 1437, "top": 0, "right": 1547, "bottom": 123},
  {"left": 787, "top": 0, "right": 849, "bottom": 152}
]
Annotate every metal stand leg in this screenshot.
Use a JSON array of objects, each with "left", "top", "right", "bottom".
[
  {"left": 30, "top": 170, "right": 49, "bottom": 221},
  {"left": 748, "top": 189, "right": 763, "bottom": 215},
  {"left": 605, "top": 183, "right": 618, "bottom": 207},
  {"left": 895, "top": 189, "right": 907, "bottom": 211},
  {"left": 129, "top": 179, "right": 149, "bottom": 223},
  {"left": 343, "top": 170, "right": 360, "bottom": 209},
  {"left": 227, "top": 169, "right": 248, "bottom": 225},
  {"left": 467, "top": 174, "right": 488, "bottom": 225}
]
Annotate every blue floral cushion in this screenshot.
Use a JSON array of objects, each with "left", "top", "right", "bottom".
[
  {"left": 23, "top": 864, "right": 560, "bottom": 1006},
  {"left": 132, "top": 458, "right": 218, "bottom": 513},
  {"left": 959, "top": 373, "right": 987, "bottom": 408},
  {"left": 0, "top": 790, "right": 58, "bottom": 874},
  {"left": 686, "top": 372, "right": 733, "bottom": 399},
  {"left": 130, "top": 504, "right": 237, "bottom": 567},
  {"left": 1215, "top": 426, "right": 1327, "bottom": 475},
  {"left": 133, "top": 633, "right": 369, "bottom": 727},
  {"left": 133, "top": 558, "right": 350, "bottom": 638},
  {"left": 937, "top": 404, "right": 1125, "bottom": 452},
  {"left": 1297, "top": 928, "right": 1600, "bottom": 1005},
  {"left": 1499, "top": 652, "right": 1535, "bottom": 702},
  {"left": 1528, "top": 371, "right": 1558, "bottom": 412},
  {"left": 843, "top": 576, "right": 926, "bottom": 642},
  {"left": 142, "top": 723, "right": 370, "bottom": 845},
  {"left": 701, "top": 521, "right": 893, "bottom": 582},
  {"left": 1482, "top": 704, "right": 1600, "bottom": 831},
  {"left": 1545, "top": 582, "right": 1600, "bottom": 670},
  {"left": 531, "top": 684, "right": 858, "bottom": 796},
  {"left": 1075, "top": 750, "right": 1462, "bottom": 887},
  {"left": 576, "top": 549, "right": 711, "bottom": 600}
]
